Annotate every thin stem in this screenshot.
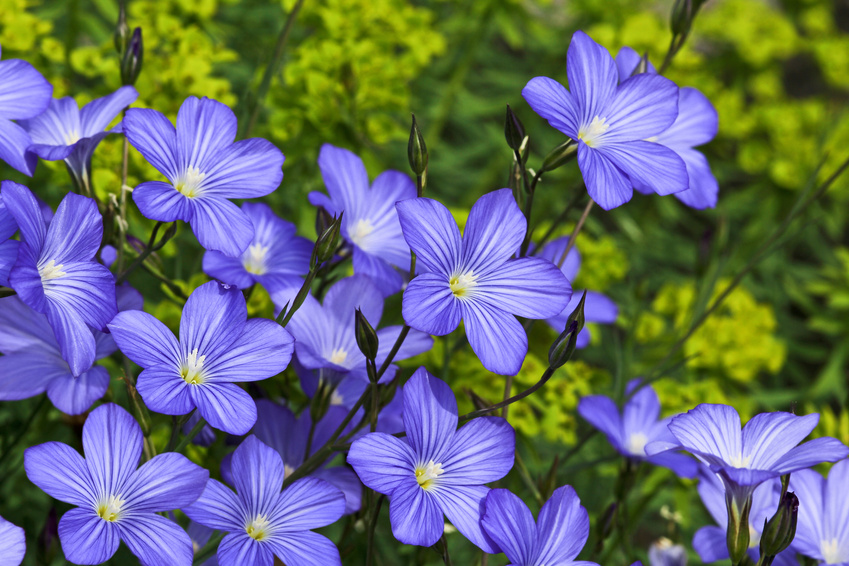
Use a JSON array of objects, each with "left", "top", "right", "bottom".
[
  {"left": 172, "top": 417, "right": 206, "bottom": 454},
  {"left": 0, "top": 396, "right": 47, "bottom": 468},
  {"left": 500, "top": 375, "right": 513, "bottom": 419},
  {"left": 375, "top": 325, "right": 410, "bottom": 379},
  {"left": 192, "top": 532, "right": 224, "bottom": 565},
  {"left": 532, "top": 190, "right": 584, "bottom": 255},
  {"left": 276, "top": 269, "right": 317, "bottom": 327},
  {"left": 116, "top": 108, "right": 131, "bottom": 272},
  {"left": 365, "top": 493, "right": 385, "bottom": 566},
  {"left": 166, "top": 410, "right": 196, "bottom": 452},
  {"left": 116, "top": 221, "right": 175, "bottom": 284},
  {"left": 459, "top": 366, "right": 555, "bottom": 423},
  {"left": 514, "top": 452, "right": 544, "bottom": 505},
  {"left": 556, "top": 199, "right": 594, "bottom": 268}
]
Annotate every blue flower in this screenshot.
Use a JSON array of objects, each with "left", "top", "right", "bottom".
[
  {"left": 578, "top": 379, "right": 697, "bottom": 478},
  {"left": 789, "top": 458, "right": 849, "bottom": 565},
  {"left": 123, "top": 96, "right": 285, "bottom": 257},
  {"left": 522, "top": 31, "right": 687, "bottom": 210},
  {"left": 0, "top": 193, "right": 20, "bottom": 286},
  {"left": 648, "top": 539, "right": 688, "bottom": 566},
  {"left": 202, "top": 202, "right": 312, "bottom": 293},
  {"left": 0, "top": 515, "right": 25, "bottom": 566},
  {"left": 108, "top": 280, "right": 295, "bottom": 435},
  {"left": 281, "top": 274, "right": 433, "bottom": 384},
  {"left": 615, "top": 47, "right": 719, "bottom": 209},
  {"left": 0, "top": 44, "right": 52, "bottom": 176},
  {"left": 396, "top": 189, "right": 571, "bottom": 375},
  {"left": 537, "top": 236, "right": 617, "bottom": 348},
  {"left": 347, "top": 367, "right": 515, "bottom": 551},
  {"left": 184, "top": 435, "right": 346, "bottom": 566},
  {"left": 309, "top": 144, "right": 416, "bottom": 297},
  {"left": 0, "top": 285, "right": 141, "bottom": 414},
  {"left": 2, "top": 181, "right": 118, "bottom": 377},
  {"left": 20, "top": 86, "right": 139, "bottom": 189},
  {"left": 24, "top": 403, "right": 209, "bottom": 566},
  {"left": 481, "top": 485, "right": 599, "bottom": 566}
]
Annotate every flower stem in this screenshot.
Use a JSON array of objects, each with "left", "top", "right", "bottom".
[
  {"left": 192, "top": 532, "right": 224, "bottom": 565},
  {"left": 532, "top": 189, "right": 585, "bottom": 255},
  {"left": 116, "top": 108, "right": 131, "bottom": 272},
  {"left": 555, "top": 199, "right": 594, "bottom": 268},
  {"left": 0, "top": 396, "right": 47, "bottom": 469},
  {"left": 459, "top": 366, "right": 556, "bottom": 422},
  {"left": 276, "top": 269, "right": 317, "bottom": 327},
  {"left": 172, "top": 416, "right": 206, "bottom": 454},
  {"left": 116, "top": 221, "right": 176, "bottom": 284},
  {"left": 365, "top": 493, "right": 385, "bottom": 566}
]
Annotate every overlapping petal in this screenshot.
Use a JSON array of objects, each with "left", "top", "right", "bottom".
[
  {"left": 431, "top": 484, "right": 499, "bottom": 553},
  {"left": 24, "top": 441, "right": 97, "bottom": 507},
  {"left": 461, "top": 189, "right": 526, "bottom": 275},
  {"left": 108, "top": 310, "right": 180, "bottom": 368},
  {"left": 58, "top": 508, "right": 120, "bottom": 565},
  {"left": 272, "top": 477, "right": 345, "bottom": 531},
  {"left": 123, "top": 107, "right": 180, "bottom": 180},
  {"left": 476, "top": 257, "right": 571, "bottom": 319},
  {"left": 403, "top": 367, "right": 458, "bottom": 460},
  {"left": 191, "top": 382, "right": 257, "bottom": 436},
  {"left": 122, "top": 452, "right": 209, "bottom": 512},
  {"left": 440, "top": 417, "right": 514, "bottom": 485},
  {"left": 118, "top": 513, "right": 194, "bottom": 566},
  {"left": 0, "top": 119, "right": 38, "bottom": 175},
  {"left": 266, "top": 531, "right": 342, "bottom": 566},
  {"left": 0, "top": 58, "right": 52, "bottom": 120},
  {"left": 577, "top": 142, "right": 632, "bottom": 210},
  {"left": 83, "top": 403, "right": 143, "bottom": 498},
  {"left": 0, "top": 516, "right": 25, "bottom": 566},
  {"left": 481, "top": 489, "right": 537, "bottom": 565},
  {"left": 522, "top": 76, "right": 579, "bottom": 138},
  {"left": 396, "top": 198, "right": 462, "bottom": 275},
  {"left": 183, "top": 479, "right": 245, "bottom": 532},
  {"left": 463, "top": 299, "right": 527, "bottom": 375},
  {"left": 347, "top": 432, "right": 417, "bottom": 495},
  {"left": 402, "top": 273, "right": 463, "bottom": 335},
  {"left": 388, "top": 475, "right": 444, "bottom": 547},
  {"left": 566, "top": 30, "right": 618, "bottom": 127},
  {"left": 535, "top": 486, "right": 590, "bottom": 564}
]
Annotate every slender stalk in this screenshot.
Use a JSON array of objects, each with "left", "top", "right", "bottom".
[
  {"left": 116, "top": 221, "right": 175, "bottom": 284},
  {"left": 116, "top": 108, "right": 131, "bottom": 272},
  {"left": 556, "top": 199, "right": 594, "bottom": 268},
  {"left": 192, "top": 532, "right": 224, "bottom": 565},
  {"left": 365, "top": 493, "right": 385, "bottom": 566},
  {"left": 165, "top": 410, "right": 196, "bottom": 452},
  {"left": 532, "top": 190, "right": 584, "bottom": 255},
  {"left": 172, "top": 417, "right": 206, "bottom": 454},
  {"left": 276, "top": 269, "right": 317, "bottom": 327},
  {"left": 375, "top": 325, "right": 410, "bottom": 378},
  {"left": 0, "top": 396, "right": 47, "bottom": 468},
  {"left": 514, "top": 452, "right": 544, "bottom": 505},
  {"left": 459, "top": 366, "right": 555, "bottom": 422},
  {"left": 500, "top": 375, "right": 513, "bottom": 419}
]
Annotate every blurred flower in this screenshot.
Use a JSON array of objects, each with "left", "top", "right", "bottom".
[
  {"left": 790, "top": 458, "right": 849, "bottom": 565},
  {"left": 123, "top": 96, "right": 284, "bottom": 257},
  {"left": 396, "top": 189, "right": 571, "bottom": 375},
  {"left": 0, "top": 193, "right": 19, "bottom": 286},
  {"left": 24, "top": 404, "right": 209, "bottom": 565},
  {"left": 309, "top": 144, "right": 416, "bottom": 297},
  {"left": 0, "top": 43, "right": 52, "bottom": 176},
  {"left": 3, "top": 181, "right": 117, "bottom": 377},
  {"left": 347, "top": 367, "right": 515, "bottom": 551},
  {"left": 182, "top": 410, "right": 216, "bottom": 448},
  {"left": 481, "top": 485, "right": 598, "bottom": 566},
  {"left": 202, "top": 202, "right": 311, "bottom": 293},
  {"left": 0, "top": 514, "right": 25, "bottom": 566},
  {"left": 108, "top": 280, "right": 294, "bottom": 435},
  {"left": 184, "top": 435, "right": 345, "bottom": 566},
  {"left": 649, "top": 538, "right": 687, "bottom": 566},
  {"left": 522, "top": 31, "right": 687, "bottom": 210}
]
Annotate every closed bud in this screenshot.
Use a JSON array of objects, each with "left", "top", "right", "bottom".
[
  {"left": 540, "top": 139, "right": 578, "bottom": 173},
  {"left": 726, "top": 494, "right": 753, "bottom": 566},
  {"left": 760, "top": 491, "right": 799, "bottom": 559},
  {"left": 311, "top": 211, "right": 343, "bottom": 268},
  {"left": 504, "top": 105, "right": 526, "bottom": 152},
  {"left": 120, "top": 27, "right": 143, "bottom": 86},
  {"left": 548, "top": 290, "right": 586, "bottom": 369},
  {"left": 670, "top": 0, "right": 701, "bottom": 37},
  {"left": 355, "top": 308, "right": 379, "bottom": 364},
  {"left": 114, "top": 2, "right": 130, "bottom": 54},
  {"left": 315, "top": 206, "right": 334, "bottom": 239},
  {"left": 407, "top": 114, "right": 428, "bottom": 176}
]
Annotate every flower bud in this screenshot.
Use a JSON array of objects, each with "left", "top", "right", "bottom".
[
  {"left": 114, "top": 2, "right": 130, "bottom": 55},
  {"left": 726, "top": 494, "right": 753, "bottom": 566},
  {"left": 355, "top": 308, "right": 379, "bottom": 364},
  {"left": 759, "top": 491, "right": 798, "bottom": 559},
  {"left": 407, "top": 114, "right": 428, "bottom": 176},
  {"left": 311, "top": 211, "right": 343, "bottom": 269},
  {"left": 540, "top": 139, "right": 577, "bottom": 173},
  {"left": 548, "top": 290, "right": 586, "bottom": 369},
  {"left": 504, "top": 104, "right": 526, "bottom": 152},
  {"left": 315, "top": 206, "right": 334, "bottom": 240},
  {"left": 120, "top": 27, "right": 143, "bottom": 86}
]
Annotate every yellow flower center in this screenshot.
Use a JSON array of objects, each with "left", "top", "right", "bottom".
[
  {"left": 243, "top": 243, "right": 269, "bottom": 275},
  {"left": 449, "top": 272, "right": 478, "bottom": 299},
  {"left": 329, "top": 348, "right": 348, "bottom": 366},
  {"left": 174, "top": 166, "right": 206, "bottom": 198},
  {"left": 246, "top": 515, "right": 271, "bottom": 541},
  {"left": 180, "top": 348, "right": 207, "bottom": 385},
  {"left": 578, "top": 116, "right": 609, "bottom": 147},
  {"left": 415, "top": 460, "right": 444, "bottom": 491},
  {"left": 96, "top": 495, "right": 125, "bottom": 522}
]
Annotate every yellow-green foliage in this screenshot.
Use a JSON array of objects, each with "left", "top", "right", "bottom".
[
  {"left": 571, "top": 232, "right": 629, "bottom": 292},
  {"left": 808, "top": 404, "right": 849, "bottom": 446}
]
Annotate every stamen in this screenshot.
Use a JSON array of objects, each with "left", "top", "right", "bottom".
[
  {"left": 449, "top": 271, "right": 478, "bottom": 299},
  {"left": 329, "top": 348, "right": 348, "bottom": 366},
  {"left": 415, "top": 460, "right": 444, "bottom": 490},
  {"left": 39, "top": 259, "right": 67, "bottom": 281},
  {"left": 625, "top": 432, "right": 649, "bottom": 456},
  {"left": 96, "top": 495, "right": 125, "bottom": 522},
  {"left": 243, "top": 243, "right": 269, "bottom": 275},
  {"left": 578, "top": 116, "right": 610, "bottom": 147},
  {"left": 174, "top": 166, "right": 207, "bottom": 198},
  {"left": 180, "top": 348, "right": 207, "bottom": 385},
  {"left": 246, "top": 515, "right": 272, "bottom": 541},
  {"left": 349, "top": 219, "right": 375, "bottom": 250}
]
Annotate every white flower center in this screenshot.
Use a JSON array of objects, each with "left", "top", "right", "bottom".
[
  {"left": 39, "top": 259, "right": 67, "bottom": 281},
  {"left": 330, "top": 390, "right": 344, "bottom": 406},
  {"left": 243, "top": 243, "right": 269, "bottom": 275},
  {"left": 181, "top": 348, "right": 207, "bottom": 385},
  {"left": 329, "top": 348, "right": 348, "bottom": 366},
  {"left": 822, "top": 538, "right": 848, "bottom": 564},
  {"left": 174, "top": 166, "right": 206, "bottom": 198},
  {"left": 64, "top": 127, "right": 81, "bottom": 145},
  {"left": 625, "top": 432, "right": 649, "bottom": 456},
  {"left": 449, "top": 271, "right": 478, "bottom": 299},
  {"left": 283, "top": 464, "right": 294, "bottom": 480},
  {"left": 96, "top": 495, "right": 125, "bottom": 522},
  {"left": 246, "top": 515, "right": 272, "bottom": 541},
  {"left": 727, "top": 453, "right": 752, "bottom": 468},
  {"left": 415, "top": 460, "right": 444, "bottom": 490},
  {"left": 578, "top": 116, "right": 609, "bottom": 147},
  {"left": 349, "top": 219, "right": 375, "bottom": 250}
]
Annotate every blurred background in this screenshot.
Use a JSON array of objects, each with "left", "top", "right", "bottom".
[{"left": 1, "top": 0, "right": 848, "bottom": 563}]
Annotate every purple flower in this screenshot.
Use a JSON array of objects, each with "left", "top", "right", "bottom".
[
  {"left": 24, "top": 403, "right": 209, "bottom": 565},
  {"left": 310, "top": 144, "right": 416, "bottom": 297},
  {"left": 202, "top": 202, "right": 311, "bottom": 293},
  {"left": 522, "top": 31, "right": 687, "bottom": 210},
  {"left": 648, "top": 539, "right": 687, "bottom": 566},
  {"left": 282, "top": 274, "right": 433, "bottom": 384},
  {"left": 0, "top": 515, "right": 25, "bottom": 566},
  {"left": 615, "top": 47, "right": 719, "bottom": 209},
  {"left": 347, "top": 367, "right": 515, "bottom": 551},
  {"left": 0, "top": 44, "right": 52, "bottom": 176},
  {"left": 123, "top": 96, "right": 285, "bottom": 257},
  {"left": 0, "top": 193, "right": 20, "bottom": 286},
  {"left": 481, "top": 486, "right": 598, "bottom": 566},
  {"left": 0, "top": 285, "right": 141, "bottom": 414},
  {"left": 789, "top": 458, "right": 849, "bottom": 565},
  {"left": 537, "top": 236, "right": 617, "bottom": 348},
  {"left": 578, "top": 379, "right": 697, "bottom": 478},
  {"left": 20, "top": 86, "right": 139, "bottom": 189},
  {"left": 108, "top": 280, "right": 294, "bottom": 435},
  {"left": 2, "top": 181, "right": 117, "bottom": 377},
  {"left": 184, "top": 435, "right": 345, "bottom": 566},
  {"left": 396, "top": 189, "right": 571, "bottom": 375}
]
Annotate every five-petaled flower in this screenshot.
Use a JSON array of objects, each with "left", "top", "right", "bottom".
[
  {"left": 396, "top": 189, "right": 571, "bottom": 375},
  {"left": 24, "top": 403, "right": 209, "bottom": 566},
  {"left": 789, "top": 458, "right": 849, "bottom": 565},
  {"left": 347, "top": 367, "right": 515, "bottom": 551}
]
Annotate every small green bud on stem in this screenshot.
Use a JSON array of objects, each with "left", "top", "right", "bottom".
[
  {"left": 548, "top": 290, "right": 586, "bottom": 369},
  {"left": 311, "top": 211, "right": 343, "bottom": 269},
  {"left": 120, "top": 27, "right": 143, "bottom": 86},
  {"left": 355, "top": 308, "right": 380, "bottom": 369},
  {"left": 759, "top": 491, "right": 798, "bottom": 562},
  {"left": 408, "top": 114, "right": 428, "bottom": 176}
]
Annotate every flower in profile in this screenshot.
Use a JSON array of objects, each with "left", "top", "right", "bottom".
[
  {"left": 578, "top": 379, "right": 697, "bottom": 478},
  {"left": 615, "top": 47, "right": 719, "bottom": 209},
  {"left": 20, "top": 86, "right": 139, "bottom": 190},
  {"left": 789, "top": 458, "right": 849, "bottom": 565},
  {"left": 24, "top": 403, "right": 209, "bottom": 565},
  {"left": 0, "top": 515, "right": 25, "bottom": 566},
  {"left": 348, "top": 367, "right": 515, "bottom": 551},
  {"left": 282, "top": 275, "right": 433, "bottom": 384},
  {"left": 108, "top": 280, "right": 294, "bottom": 435},
  {"left": 481, "top": 485, "right": 598, "bottom": 566},
  {"left": 522, "top": 31, "right": 687, "bottom": 210},
  {"left": 123, "top": 96, "right": 285, "bottom": 257},
  {"left": 537, "top": 236, "right": 617, "bottom": 348},
  {"left": 310, "top": 144, "right": 416, "bottom": 297},
  {"left": 3, "top": 181, "right": 117, "bottom": 377},
  {"left": 184, "top": 435, "right": 345, "bottom": 566},
  {"left": 203, "top": 202, "right": 311, "bottom": 293},
  {"left": 0, "top": 285, "right": 142, "bottom": 414},
  {"left": 0, "top": 193, "right": 19, "bottom": 286},
  {"left": 396, "top": 189, "right": 571, "bottom": 375},
  {"left": 0, "top": 44, "right": 53, "bottom": 176}
]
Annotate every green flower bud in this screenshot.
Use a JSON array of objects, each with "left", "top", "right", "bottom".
[
  {"left": 311, "top": 211, "right": 343, "bottom": 269},
  {"left": 114, "top": 2, "right": 130, "bottom": 55},
  {"left": 407, "top": 114, "right": 428, "bottom": 176},
  {"left": 726, "top": 494, "right": 753, "bottom": 566},
  {"left": 504, "top": 104, "right": 526, "bottom": 152},
  {"left": 120, "top": 27, "right": 143, "bottom": 86},
  {"left": 355, "top": 308, "right": 379, "bottom": 364},
  {"left": 548, "top": 290, "right": 586, "bottom": 369},
  {"left": 540, "top": 139, "right": 577, "bottom": 173},
  {"left": 759, "top": 491, "right": 799, "bottom": 559}
]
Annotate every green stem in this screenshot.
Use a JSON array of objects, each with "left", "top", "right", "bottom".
[
  {"left": 116, "top": 108, "right": 131, "bottom": 272},
  {"left": 172, "top": 417, "right": 206, "bottom": 454},
  {"left": 165, "top": 410, "right": 196, "bottom": 452},
  {"left": 532, "top": 190, "right": 584, "bottom": 255},
  {"left": 276, "top": 269, "right": 317, "bottom": 327},
  {"left": 0, "top": 396, "right": 47, "bottom": 468},
  {"left": 459, "top": 366, "right": 555, "bottom": 423},
  {"left": 192, "top": 532, "right": 224, "bottom": 565},
  {"left": 365, "top": 493, "right": 384, "bottom": 566},
  {"left": 116, "top": 221, "right": 175, "bottom": 284},
  {"left": 555, "top": 199, "right": 594, "bottom": 268}
]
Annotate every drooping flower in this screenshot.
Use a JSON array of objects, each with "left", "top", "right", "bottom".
[
  {"left": 123, "top": 96, "right": 285, "bottom": 257},
  {"left": 481, "top": 486, "right": 599, "bottom": 566},
  {"left": 615, "top": 47, "right": 719, "bottom": 209},
  {"left": 309, "top": 144, "right": 416, "bottom": 297},
  {"left": 20, "top": 86, "right": 139, "bottom": 190},
  {"left": 184, "top": 435, "right": 345, "bottom": 566},
  {"left": 522, "top": 31, "right": 688, "bottom": 209},
  {"left": 24, "top": 403, "right": 209, "bottom": 565},
  {"left": 202, "top": 202, "right": 312, "bottom": 293},
  {"left": 396, "top": 189, "right": 571, "bottom": 375},
  {"left": 789, "top": 458, "right": 849, "bottom": 565},
  {"left": 0, "top": 515, "right": 26, "bottom": 566},
  {"left": 281, "top": 274, "right": 433, "bottom": 384},
  {"left": 2, "top": 181, "right": 117, "bottom": 377},
  {"left": 347, "top": 367, "right": 515, "bottom": 551},
  {"left": 0, "top": 285, "right": 142, "bottom": 414},
  {"left": 537, "top": 236, "right": 617, "bottom": 348},
  {"left": 0, "top": 44, "right": 52, "bottom": 176},
  {"left": 108, "top": 280, "right": 294, "bottom": 435},
  {"left": 577, "top": 379, "right": 697, "bottom": 478}
]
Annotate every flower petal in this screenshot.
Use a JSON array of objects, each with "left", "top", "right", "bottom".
[
  {"left": 692, "top": 525, "right": 728, "bottom": 563},
  {"left": 656, "top": 87, "right": 718, "bottom": 149},
  {"left": 323, "top": 274, "right": 384, "bottom": 327},
  {"left": 175, "top": 96, "right": 237, "bottom": 173},
  {"left": 46, "top": 365, "right": 110, "bottom": 415},
  {"left": 347, "top": 432, "right": 417, "bottom": 495},
  {"left": 108, "top": 309, "right": 180, "bottom": 368},
  {"left": 117, "top": 513, "right": 194, "bottom": 566},
  {"left": 522, "top": 76, "right": 580, "bottom": 138},
  {"left": 402, "top": 273, "right": 462, "bottom": 336},
  {"left": 461, "top": 189, "right": 525, "bottom": 275},
  {"left": 0, "top": 516, "right": 26, "bottom": 566},
  {"left": 577, "top": 394, "right": 623, "bottom": 451},
  {"left": 0, "top": 119, "right": 38, "bottom": 175},
  {"left": 0, "top": 352, "right": 67, "bottom": 401},
  {"left": 317, "top": 144, "right": 370, "bottom": 219},
  {"left": 599, "top": 141, "right": 688, "bottom": 196},
  {"left": 536, "top": 485, "right": 590, "bottom": 564},
  {"left": 440, "top": 416, "right": 514, "bottom": 485},
  {"left": 352, "top": 247, "right": 404, "bottom": 298},
  {"left": 272, "top": 476, "right": 345, "bottom": 531},
  {"left": 190, "top": 197, "right": 255, "bottom": 257},
  {"left": 576, "top": 143, "right": 632, "bottom": 210},
  {"left": 183, "top": 478, "right": 245, "bottom": 532},
  {"left": 742, "top": 412, "right": 819, "bottom": 470},
  {"left": 2, "top": 181, "right": 46, "bottom": 251},
  {"left": 0, "top": 58, "right": 52, "bottom": 120},
  {"left": 203, "top": 250, "right": 255, "bottom": 289},
  {"left": 83, "top": 403, "right": 143, "bottom": 496},
  {"left": 771, "top": 437, "right": 849, "bottom": 475},
  {"left": 206, "top": 318, "right": 293, "bottom": 382},
  {"left": 200, "top": 137, "right": 284, "bottom": 198},
  {"left": 0, "top": 239, "right": 18, "bottom": 287},
  {"left": 136, "top": 366, "right": 194, "bottom": 415},
  {"left": 124, "top": 107, "right": 179, "bottom": 180},
  {"left": 431, "top": 484, "right": 499, "bottom": 553},
  {"left": 217, "top": 533, "right": 274, "bottom": 566},
  {"left": 132, "top": 181, "right": 193, "bottom": 222},
  {"left": 788, "top": 469, "right": 825, "bottom": 559},
  {"left": 253, "top": 399, "right": 307, "bottom": 467},
  {"left": 481, "top": 489, "right": 537, "bottom": 565},
  {"left": 667, "top": 404, "right": 742, "bottom": 467},
  {"left": 122, "top": 452, "right": 209, "bottom": 512},
  {"left": 825, "top": 459, "right": 849, "bottom": 553},
  {"left": 602, "top": 73, "right": 680, "bottom": 142},
  {"left": 180, "top": 281, "right": 246, "bottom": 358},
  {"left": 614, "top": 46, "right": 656, "bottom": 81},
  {"left": 622, "top": 382, "right": 661, "bottom": 437},
  {"left": 79, "top": 86, "right": 138, "bottom": 135},
  {"left": 463, "top": 300, "right": 527, "bottom": 376},
  {"left": 191, "top": 382, "right": 257, "bottom": 436},
  {"left": 567, "top": 31, "right": 618, "bottom": 127},
  {"left": 396, "top": 197, "right": 461, "bottom": 275},
  {"left": 477, "top": 257, "right": 571, "bottom": 319},
  {"left": 674, "top": 148, "right": 719, "bottom": 209},
  {"left": 388, "top": 475, "right": 444, "bottom": 547},
  {"left": 312, "top": 466, "right": 362, "bottom": 515},
  {"left": 375, "top": 326, "right": 433, "bottom": 367},
  {"left": 24, "top": 441, "right": 97, "bottom": 506},
  {"left": 266, "top": 531, "right": 342, "bottom": 566},
  {"left": 229, "top": 436, "right": 286, "bottom": 518},
  {"left": 58, "top": 507, "right": 120, "bottom": 565},
  {"left": 403, "top": 367, "right": 458, "bottom": 461},
  {"left": 18, "top": 96, "right": 80, "bottom": 155}
]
